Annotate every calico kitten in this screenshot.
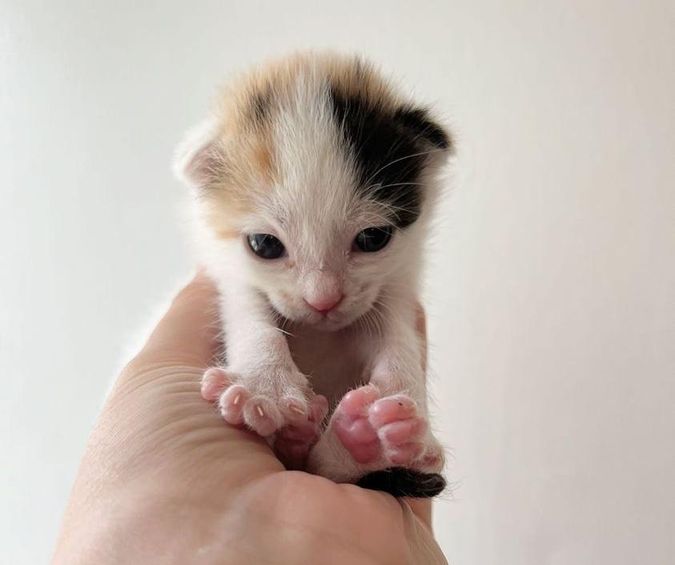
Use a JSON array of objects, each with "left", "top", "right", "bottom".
[{"left": 175, "top": 52, "right": 452, "bottom": 497}]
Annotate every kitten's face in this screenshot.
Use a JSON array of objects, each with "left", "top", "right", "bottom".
[
  {"left": 176, "top": 53, "right": 451, "bottom": 330},
  {"left": 239, "top": 198, "right": 411, "bottom": 331}
]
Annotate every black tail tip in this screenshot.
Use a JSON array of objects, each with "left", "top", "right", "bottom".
[{"left": 356, "top": 467, "right": 446, "bottom": 498}]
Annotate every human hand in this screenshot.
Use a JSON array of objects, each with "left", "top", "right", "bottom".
[{"left": 53, "top": 272, "right": 447, "bottom": 564}]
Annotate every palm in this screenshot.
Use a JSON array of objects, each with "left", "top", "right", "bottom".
[{"left": 53, "top": 275, "right": 445, "bottom": 564}]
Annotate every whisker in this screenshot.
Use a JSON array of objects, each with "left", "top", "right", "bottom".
[
  {"left": 363, "top": 147, "right": 446, "bottom": 188},
  {"left": 361, "top": 181, "right": 427, "bottom": 194}
]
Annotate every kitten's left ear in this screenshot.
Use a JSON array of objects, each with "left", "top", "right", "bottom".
[
  {"left": 395, "top": 107, "right": 453, "bottom": 153},
  {"left": 173, "top": 118, "right": 224, "bottom": 189}
]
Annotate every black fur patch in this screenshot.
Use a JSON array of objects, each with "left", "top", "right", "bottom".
[
  {"left": 328, "top": 89, "right": 449, "bottom": 228},
  {"left": 356, "top": 467, "right": 447, "bottom": 498}
]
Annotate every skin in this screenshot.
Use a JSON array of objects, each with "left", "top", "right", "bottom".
[{"left": 52, "top": 272, "right": 447, "bottom": 564}]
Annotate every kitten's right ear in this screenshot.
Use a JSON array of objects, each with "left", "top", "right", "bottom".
[{"left": 173, "top": 119, "right": 224, "bottom": 189}]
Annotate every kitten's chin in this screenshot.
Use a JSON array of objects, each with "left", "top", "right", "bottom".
[
  {"left": 303, "top": 305, "right": 378, "bottom": 332},
  {"left": 308, "top": 314, "right": 359, "bottom": 332},
  {"left": 281, "top": 311, "right": 357, "bottom": 332}
]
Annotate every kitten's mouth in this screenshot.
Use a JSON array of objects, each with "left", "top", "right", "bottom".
[
  {"left": 270, "top": 293, "right": 380, "bottom": 332},
  {"left": 272, "top": 304, "right": 353, "bottom": 331},
  {"left": 305, "top": 310, "right": 351, "bottom": 330}
]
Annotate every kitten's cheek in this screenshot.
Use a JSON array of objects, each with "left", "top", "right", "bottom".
[
  {"left": 268, "top": 297, "right": 285, "bottom": 317},
  {"left": 270, "top": 296, "right": 300, "bottom": 320}
]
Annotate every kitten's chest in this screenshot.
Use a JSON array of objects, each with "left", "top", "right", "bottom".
[{"left": 287, "top": 326, "right": 370, "bottom": 404}]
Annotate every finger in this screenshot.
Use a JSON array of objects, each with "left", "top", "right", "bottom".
[
  {"left": 403, "top": 498, "right": 432, "bottom": 529},
  {"left": 132, "top": 270, "right": 221, "bottom": 368},
  {"left": 411, "top": 306, "right": 433, "bottom": 527},
  {"left": 401, "top": 499, "right": 445, "bottom": 562}
]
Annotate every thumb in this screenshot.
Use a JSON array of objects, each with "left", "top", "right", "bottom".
[{"left": 130, "top": 270, "right": 221, "bottom": 370}]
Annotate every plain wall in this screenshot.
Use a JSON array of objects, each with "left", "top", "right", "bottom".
[{"left": 1, "top": 1, "right": 673, "bottom": 563}]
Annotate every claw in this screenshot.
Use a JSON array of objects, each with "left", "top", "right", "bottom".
[
  {"left": 256, "top": 405, "right": 265, "bottom": 417},
  {"left": 233, "top": 394, "right": 241, "bottom": 406},
  {"left": 289, "top": 404, "right": 305, "bottom": 416}
]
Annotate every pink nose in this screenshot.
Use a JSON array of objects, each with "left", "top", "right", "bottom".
[{"left": 305, "top": 294, "right": 344, "bottom": 314}]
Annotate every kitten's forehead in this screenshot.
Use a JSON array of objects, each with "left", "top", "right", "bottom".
[
  {"left": 184, "top": 53, "right": 451, "bottom": 239},
  {"left": 270, "top": 76, "right": 357, "bottom": 220},
  {"left": 248, "top": 55, "right": 448, "bottom": 223}
]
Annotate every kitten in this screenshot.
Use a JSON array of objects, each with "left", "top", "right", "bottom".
[{"left": 174, "top": 52, "right": 452, "bottom": 497}]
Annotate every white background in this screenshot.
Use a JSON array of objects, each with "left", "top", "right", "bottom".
[{"left": 1, "top": 1, "right": 674, "bottom": 563}]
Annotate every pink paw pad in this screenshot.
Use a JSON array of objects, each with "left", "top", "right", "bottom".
[
  {"left": 333, "top": 386, "right": 430, "bottom": 468},
  {"left": 334, "top": 386, "right": 381, "bottom": 464}
]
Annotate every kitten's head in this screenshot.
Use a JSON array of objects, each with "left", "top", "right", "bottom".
[{"left": 175, "top": 53, "right": 452, "bottom": 331}]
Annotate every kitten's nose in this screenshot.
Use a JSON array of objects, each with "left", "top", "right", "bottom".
[{"left": 304, "top": 293, "right": 344, "bottom": 314}]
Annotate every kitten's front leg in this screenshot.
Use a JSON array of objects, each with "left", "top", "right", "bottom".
[
  {"left": 308, "top": 297, "right": 445, "bottom": 496},
  {"left": 201, "top": 283, "right": 327, "bottom": 465}
]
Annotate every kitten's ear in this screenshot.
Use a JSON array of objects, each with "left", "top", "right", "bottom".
[
  {"left": 395, "top": 107, "right": 453, "bottom": 153},
  {"left": 173, "top": 119, "right": 224, "bottom": 188}
]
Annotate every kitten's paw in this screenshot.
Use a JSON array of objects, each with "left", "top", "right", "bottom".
[
  {"left": 201, "top": 367, "right": 230, "bottom": 401},
  {"left": 274, "top": 395, "right": 329, "bottom": 469},
  {"left": 332, "top": 385, "right": 444, "bottom": 473},
  {"left": 200, "top": 366, "right": 321, "bottom": 439}
]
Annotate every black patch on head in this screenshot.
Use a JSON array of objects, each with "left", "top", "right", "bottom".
[
  {"left": 356, "top": 467, "right": 447, "bottom": 498},
  {"left": 329, "top": 88, "right": 449, "bottom": 228}
]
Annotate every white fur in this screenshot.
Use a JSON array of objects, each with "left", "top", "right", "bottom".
[{"left": 177, "top": 63, "right": 448, "bottom": 482}]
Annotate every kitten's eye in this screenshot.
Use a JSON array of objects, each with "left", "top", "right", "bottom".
[
  {"left": 247, "top": 233, "right": 285, "bottom": 259},
  {"left": 353, "top": 226, "right": 393, "bottom": 253}
]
